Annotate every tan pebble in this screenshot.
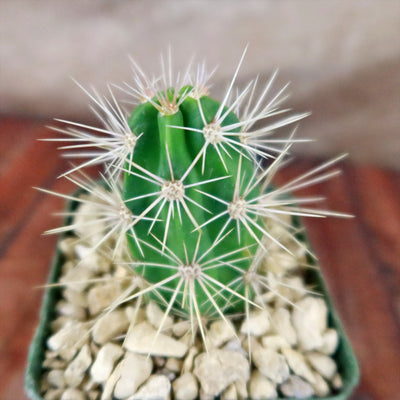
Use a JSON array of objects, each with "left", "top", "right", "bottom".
[
  {"left": 125, "top": 306, "right": 146, "bottom": 324},
  {"left": 182, "top": 346, "right": 199, "bottom": 373},
  {"left": 279, "top": 375, "right": 314, "bottom": 398},
  {"left": 251, "top": 340, "right": 289, "bottom": 384},
  {"left": 63, "top": 288, "right": 88, "bottom": 308},
  {"left": 124, "top": 321, "right": 188, "bottom": 358},
  {"left": 64, "top": 344, "right": 92, "bottom": 387},
  {"left": 60, "top": 388, "right": 86, "bottom": 400},
  {"left": 51, "top": 316, "right": 73, "bottom": 332},
  {"left": 249, "top": 370, "right": 277, "bottom": 400},
  {"left": 234, "top": 379, "right": 248, "bottom": 399},
  {"left": 307, "top": 352, "right": 337, "bottom": 380},
  {"left": 56, "top": 300, "right": 86, "bottom": 321},
  {"left": 172, "top": 319, "right": 191, "bottom": 337},
  {"left": 292, "top": 297, "right": 327, "bottom": 351},
  {"left": 332, "top": 373, "right": 343, "bottom": 390},
  {"left": 271, "top": 307, "right": 297, "bottom": 346},
  {"left": 128, "top": 374, "right": 171, "bottom": 400},
  {"left": 220, "top": 383, "right": 237, "bottom": 400},
  {"left": 311, "top": 372, "right": 330, "bottom": 397},
  {"left": 261, "top": 335, "right": 290, "bottom": 351},
  {"left": 193, "top": 349, "right": 250, "bottom": 397},
  {"left": 92, "top": 310, "right": 129, "bottom": 344},
  {"left": 60, "top": 265, "right": 94, "bottom": 292},
  {"left": 58, "top": 237, "right": 79, "bottom": 259},
  {"left": 47, "top": 369, "right": 65, "bottom": 389},
  {"left": 153, "top": 356, "right": 166, "bottom": 368},
  {"left": 173, "top": 372, "right": 198, "bottom": 400},
  {"left": 207, "top": 319, "right": 236, "bottom": 348},
  {"left": 146, "top": 300, "right": 173, "bottom": 331},
  {"left": 43, "top": 357, "right": 67, "bottom": 370},
  {"left": 101, "top": 361, "right": 122, "bottom": 400},
  {"left": 88, "top": 390, "right": 101, "bottom": 400},
  {"left": 281, "top": 348, "right": 316, "bottom": 384},
  {"left": 165, "top": 357, "right": 182, "bottom": 373},
  {"left": 240, "top": 310, "right": 271, "bottom": 337},
  {"left": 75, "top": 244, "right": 111, "bottom": 273},
  {"left": 113, "top": 352, "right": 153, "bottom": 399},
  {"left": 91, "top": 343, "right": 123, "bottom": 384},
  {"left": 44, "top": 389, "right": 64, "bottom": 400},
  {"left": 87, "top": 282, "right": 122, "bottom": 316},
  {"left": 319, "top": 329, "right": 339, "bottom": 355}
]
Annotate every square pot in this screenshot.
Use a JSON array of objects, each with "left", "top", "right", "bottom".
[{"left": 25, "top": 195, "right": 359, "bottom": 400}]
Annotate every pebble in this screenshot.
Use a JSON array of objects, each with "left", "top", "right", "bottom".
[
  {"left": 249, "top": 370, "right": 277, "bottom": 400},
  {"left": 56, "top": 300, "right": 86, "bottom": 321},
  {"left": 146, "top": 300, "right": 173, "bottom": 332},
  {"left": 223, "top": 338, "right": 247, "bottom": 357},
  {"left": 92, "top": 309, "right": 129, "bottom": 344},
  {"left": 193, "top": 349, "right": 250, "bottom": 397},
  {"left": 124, "top": 321, "right": 188, "bottom": 358},
  {"left": 220, "top": 383, "right": 237, "bottom": 400},
  {"left": 207, "top": 319, "right": 236, "bottom": 347},
  {"left": 234, "top": 379, "right": 248, "bottom": 399},
  {"left": 292, "top": 297, "right": 327, "bottom": 351},
  {"left": 128, "top": 374, "right": 171, "bottom": 400},
  {"left": 279, "top": 375, "right": 314, "bottom": 399},
  {"left": 44, "top": 389, "right": 64, "bottom": 400},
  {"left": 60, "top": 265, "right": 94, "bottom": 292},
  {"left": 64, "top": 344, "right": 92, "bottom": 387},
  {"left": 172, "top": 319, "right": 191, "bottom": 337},
  {"left": 87, "top": 282, "right": 122, "bottom": 316},
  {"left": 60, "top": 388, "right": 86, "bottom": 400},
  {"left": 63, "top": 288, "right": 88, "bottom": 308},
  {"left": 311, "top": 372, "right": 330, "bottom": 397},
  {"left": 165, "top": 357, "right": 182, "bottom": 373},
  {"left": 281, "top": 347, "right": 316, "bottom": 384},
  {"left": 47, "top": 369, "right": 66, "bottom": 389},
  {"left": 251, "top": 342, "right": 289, "bottom": 384},
  {"left": 240, "top": 310, "right": 271, "bottom": 337},
  {"left": 271, "top": 307, "right": 297, "bottom": 346},
  {"left": 307, "top": 352, "right": 337, "bottom": 380},
  {"left": 332, "top": 372, "right": 343, "bottom": 390},
  {"left": 319, "top": 328, "right": 339, "bottom": 355},
  {"left": 261, "top": 334, "right": 290, "bottom": 351},
  {"left": 58, "top": 237, "right": 78, "bottom": 259},
  {"left": 113, "top": 352, "right": 153, "bottom": 399},
  {"left": 182, "top": 346, "right": 199, "bottom": 373},
  {"left": 101, "top": 361, "right": 122, "bottom": 400},
  {"left": 91, "top": 343, "right": 123, "bottom": 383},
  {"left": 173, "top": 372, "right": 198, "bottom": 400}
]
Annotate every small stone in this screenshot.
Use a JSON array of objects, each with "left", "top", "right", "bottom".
[
  {"left": 75, "top": 244, "right": 111, "bottom": 273},
  {"left": 307, "top": 352, "right": 337, "bottom": 380},
  {"left": 311, "top": 372, "right": 330, "bottom": 397},
  {"left": 146, "top": 300, "right": 173, "bottom": 331},
  {"left": 101, "top": 361, "right": 122, "bottom": 400},
  {"left": 319, "top": 329, "right": 339, "bottom": 355},
  {"left": 60, "top": 265, "right": 94, "bottom": 292},
  {"left": 92, "top": 310, "right": 129, "bottom": 344},
  {"left": 223, "top": 338, "right": 247, "bottom": 357},
  {"left": 125, "top": 305, "right": 146, "bottom": 324},
  {"left": 234, "top": 379, "right": 248, "bottom": 399},
  {"left": 193, "top": 349, "right": 250, "bottom": 397},
  {"left": 88, "top": 390, "right": 101, "bottom": 400},
  {"left": 182, "top": 346, "right": 199, "bottom": 373},
  {"left": 60, "top": 388, "right": 86, "bottom": 400},
  {"left": 47, "top": 369, "right": 66, "bottom": 389},
  {"left": 87, "top": 282, "right": 122, "bottom": 316},
  {"left": 279, "top": 375, "right": 314, "bottom": 399},
  {"left": 271, "top": 307, "right": 297, "bottom": 346},
  {"left": 56, "top": 300, "right": 86, "bottom": 321},
  {"left": 43, "top": 356, "right": 67, "bottom": 370},
  {"left": 261, "top": 335, "right": 290, "bottom": 351},
  {"left": 63, "top": 288, "right": 88, "bottom": 308},
  {"left": 158, "top": 367, "right": 176, "bottom": 381},
  {"left": 251, "top": 341, "right": 289, "bottom": 384},
  {"left": 59, "top": 237, "right": 79, "bottom": 259},
  {"left": 292, "top": 297, "right": 327, "bottom": 351},
  {"left": 282, "top": 348, "right": 316, "bottom": 384},
  {"left": 124, "top": 321, "right": 188, "bottom": 358},
  {"left": 113, "top": 352, "right": 153, "bottom": 399},
  {"left": 331, "top": 373, "right": 343, "bottom": 390},
  {"left": 220, "top": 383, "right": 237, "bottom": 400},
  {"left": 91, "top": 343, "right": 123, "bottom": 384},
  {"left": 47, "top": 322, "right": 88, "bottom": 361},
  {"left": 172, "top": 319, "right": 191, "bottom": 337},
  {"left": 240, "top": 310, "right": 271, "bottom": 337},
  {"left": 64, "top": 344, "right": 92, "bottom": 387},
  {"left": 173, "top": 372, "right": 198, "bottom": 400},
  {"left": 249, "top": 370, "right": 277, "bottom": 400},
  {"left": 207, "top": 319, "right": 236, "bottom": 347},
  {"left": 165, "top": 358, "right": 182, "bottom": 373},
  {"left": 44, "top": 389, "right": 64, "bottom": 400},
  {"left": 128, "top": 374, "right": 171, "bottom": 400},
  {"left": 50, "top": 316, "right": 73, "bottom": 332},
  {"left": 153, "top": 356, "right": 166, "bottom": 368}
]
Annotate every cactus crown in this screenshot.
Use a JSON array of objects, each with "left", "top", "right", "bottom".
[{"left": 42, "top": 50, "right": 351, "bottom": 341}]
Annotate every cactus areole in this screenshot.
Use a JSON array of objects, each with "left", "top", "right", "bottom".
[{"left": 123, "top": 90, "right": 262, "bottom": 315}]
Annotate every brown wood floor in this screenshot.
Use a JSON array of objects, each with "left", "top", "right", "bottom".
[{"left": 0, "top": 118, "right": 399, "bottom": 400}]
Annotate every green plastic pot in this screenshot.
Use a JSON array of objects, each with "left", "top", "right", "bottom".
[{"left": 25, "top": 194, "right": 359, "bottom": 400}]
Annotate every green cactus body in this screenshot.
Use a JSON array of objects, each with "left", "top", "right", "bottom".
[{"left": 123, "top": 90, "right": 261, "bottom": 315}]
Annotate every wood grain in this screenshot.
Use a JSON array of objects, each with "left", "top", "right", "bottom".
[{"left": 0, "top": 118, "right": 399, "bottom": 400}]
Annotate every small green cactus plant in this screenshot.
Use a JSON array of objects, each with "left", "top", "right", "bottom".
[{"left": 41, "top": 50, "right": 350, "bottom": 341}]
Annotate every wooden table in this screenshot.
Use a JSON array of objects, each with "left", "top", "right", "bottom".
[{"left": 0, "top": 118, "right": 399, "bottom": 400}]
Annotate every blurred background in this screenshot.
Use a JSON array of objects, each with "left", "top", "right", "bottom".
[
  {"left": 1, "top": 0, "right": 399, "bottom": 167},
  {"left": 0, "top": 1, "right": 400, "bottom": 399}
]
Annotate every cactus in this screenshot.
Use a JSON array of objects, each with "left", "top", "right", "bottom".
[{"left": 41, "top": 51, "right": 351, "bottom": 340}]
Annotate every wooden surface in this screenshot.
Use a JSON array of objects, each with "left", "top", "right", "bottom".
[{"left": 0, "top": 117, "right": 399, "bottom": 400}]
